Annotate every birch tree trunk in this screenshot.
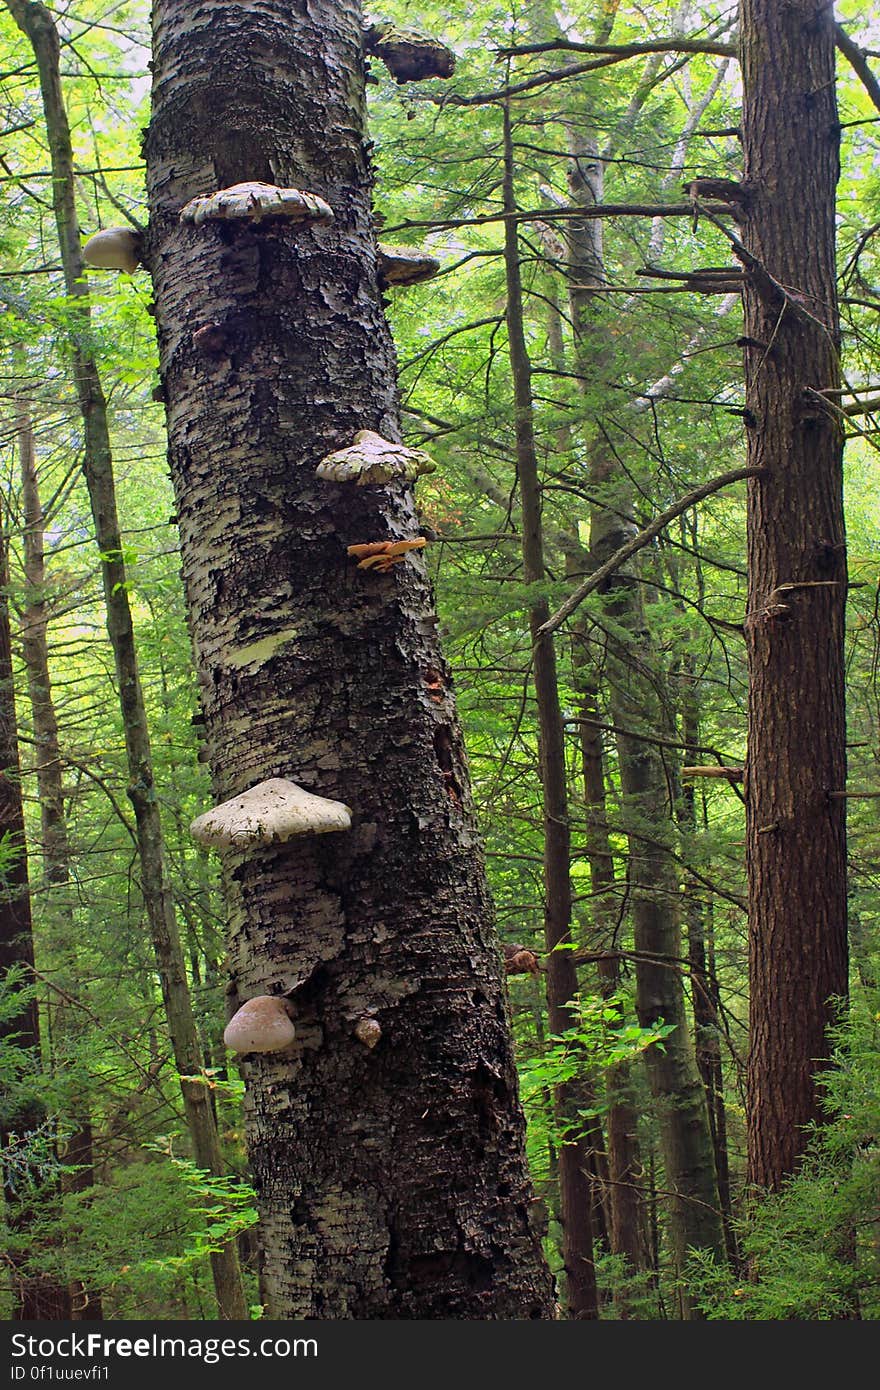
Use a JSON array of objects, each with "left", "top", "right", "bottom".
[
  {"left": 740, "top": 0, "right": 848, "bottom": 1190},
  {"left": 144, "top": 0, "right": 553, "bottom": 1319}
]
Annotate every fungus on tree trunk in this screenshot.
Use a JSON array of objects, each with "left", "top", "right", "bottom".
[
  {"left": 82, "top": 227, "right": 143, "bottom": 273},
  {"left": 224, "top": 996, "right": 296, "bottom": 1054},
  {"left": 190, "top": 777, "right": 352, "bottom": 849},
  {"left": 180, "top": 182, "right": 333, "bottom": 227},
  {"left": 377, "top": 244, "right": 441, "bottom": 287},
  {"left": 316, "top": 430, "right": 437, "bottom": 485},
  {"left": 347, "top": 538, "right": 427, "bottom": 572},
  {"left": 363, "top": 21, "right": 456, "bottom": 82},
  {"left": 354, "top": 1017, "right": 382, "bottom": 1049}
]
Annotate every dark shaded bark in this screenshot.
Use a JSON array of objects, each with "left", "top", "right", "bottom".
[
  {"left": 740, "top": 0, "right": 849, "bottom": 1190},
  {"left": 4, "top": 0, "right": 246, "bottom": 1317},
  {"left": 501, "top": 105, "right": 597, "bottom": 1320},
  {"left": 144, "top": 0, "right": 553, "bottom": 1319}
]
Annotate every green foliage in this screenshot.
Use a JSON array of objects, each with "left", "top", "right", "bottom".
[{"left": 689, "top": 994, "right": 880, "bottom": 1320}]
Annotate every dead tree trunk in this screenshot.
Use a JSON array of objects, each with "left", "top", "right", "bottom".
[{"left": 143, "top": 0, "right": 553, "bottom": 1319}]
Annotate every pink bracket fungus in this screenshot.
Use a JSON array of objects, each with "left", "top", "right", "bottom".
[
  {"left": 82, "top": 226, "right": 143, "bottom": 273},
  {"left": 180, "top": 182, "right": 333, "bottom": 227},
  {"left": 316, "top": 430, "right": 437, "bottom": 486},
  {"left": 224, "top": 996, "right": 296, "bottom": 1055},
  {"left": 190, "top": 777, "right": 351, "bottom": 849},
  {"left": 377, "top": 244, "right": 440, "bottom": 287}
]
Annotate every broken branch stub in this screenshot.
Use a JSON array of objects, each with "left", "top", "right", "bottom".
[
  {"left": 180, "top": 182, "right": 334, "bottom": 227},
  {"left": 191, "top": 777, "right": 351, "bottom": 849},
  {"left": 316, "top": 430, "right": 437, "bottom": 486},
  {"left": 377, "top": 243, "right": 440, "bottom": 287},
  {"left": 364, "top": 21, "right": 455, "bottom": 82},
  {"left": 82, "top": 227, "right": 143, "bottom": 273}
]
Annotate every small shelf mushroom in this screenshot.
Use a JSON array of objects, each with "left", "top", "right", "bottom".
[
  {"left": 347, "top": 538, "right": 427, "bottom": 573},
  {"left": 377, "top": 244, "right": 440, "bottom": 287},
  {"left": 354, "top": 1017, "right": 382, "bottom": 1049},
  {"left": 180, "top": 182, "right": 333, "bottom": 227},
  {"left": 224, "top": 996, "right": 296, "bottom": 1054},
  {"left": 364, "top": 21, "right": 456, "bottom": 82},
  {"left": 191, "top": 777, "right": 351, "bottom": 849},
  {"left": 316, "top": 430, "right": 437, "bottom": 486},
  {"left": 82, "top": 227, "right": 142, "bottom": 273}
]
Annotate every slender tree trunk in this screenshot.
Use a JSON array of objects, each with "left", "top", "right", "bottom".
[
  {"left": 143, "top": 0, "right": 553, "bottom": 1319},
  {"left": 740, "top": 0, "right": 849, "bottom": 1192},
  {"left": 559, "top": 70, "right": 726, "bottom": 1311},
  {"left": 502, "top": 105, "right": 597, "bottom": 1320},
  {"left": 568, "top": 593, "right": 648, "bottom": 1285},
  {"left": 679, "top": 669, "right": 735, "bottom": 1260},
  {"left": 5, "top": 0, "right": 247, "bottom": 1318},
  {"left": 17, "top": 401, "right": 104, "bottom": 1320},
  {"left": 0, "top": 503, "right": 71, "bottom": 1319}
]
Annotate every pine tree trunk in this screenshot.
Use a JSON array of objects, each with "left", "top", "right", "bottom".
[
  {"left": 501, "top": 106, "right": 597, "bottom": 1320},
  {"left": 5, "top": 0, "right": 247, "bottom": 1318},
  {"left": 740, "top": 0, "right": 848, "bottom": 1190},
  {"left": 143, "top": 0, "right": 553, "bottom": 1319},
  {"left": 17, "top": 400, "right": 104, "bottom": 1320},
  {"left": 0, "top": 505, "right": 71, "bottom": 1320},
  {"left": 560, "top": 110, "right": 726, "bottom": 1311},
  {"left": 568, "top": 615, "right": 647, "bottom": 1285}
]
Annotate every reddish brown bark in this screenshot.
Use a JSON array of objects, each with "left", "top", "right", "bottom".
[{"left": 740, "top": 0, "right": 849, "bottom": 1190}]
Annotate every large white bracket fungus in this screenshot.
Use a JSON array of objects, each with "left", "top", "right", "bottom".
[
  {"left": 316, "top": 430, "right": 437, "bottom": 486},
  {"left": 224, "top": 996, "right": 296, "bottom": 1054},
  {"left": 82, "top": 226, "right": 143, "bottom": 273},
  {"left": 364, "top": 21, "right": 456, "bottom": 82},
  {"left": 190, "top": 777, "right": 351, "bottom": 849},
  {"left": 180, "top": 182, "right": 333, "bottom": 227},
  {"left": 377, "top": 244, "right": 440, "bottom": 287}
]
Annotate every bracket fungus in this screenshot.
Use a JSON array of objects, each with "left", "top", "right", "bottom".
[
  {"left": 316, "top": 430, "right": 437, "bottom": 486},
  {"left": 377, "top": 244, "right": 440, "bottom": 287},
  {"left": 224, "top": 996, "right": 296, "bottom": 1054},
  {"left": 354, "top": 1017, "right": 382, "bottom": 1049},
  {"left": 82, "top": 226, "right": 143, "bottom": 273},
  {"left": 364, "top": 21, "right": 456, "bottom": 82},
  {"left": 347, "top": 538, "right": 427, "bottom": 573},
  {"left": 180, "top": 182, "right": 333, "bottom": 227},
  {"left": 190, "top": 777, "right": 351, "bottom": 849}
]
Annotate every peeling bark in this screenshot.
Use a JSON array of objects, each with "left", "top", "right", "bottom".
[{"left": 144, "top": 0, "right": 553, "bottom": 1319}]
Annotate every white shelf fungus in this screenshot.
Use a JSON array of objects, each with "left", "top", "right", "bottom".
[
  {"left": 82, "top": 227, "right": 142, "bottom": 273},
  {"left": 180, "top": 182, "right": 333, "bottom": 227},
  {"left": 190, "top": 777, "right": 351, "bottom": 849},
  {"left": 224, "top": 996, "right": 296, "bottom": 1054},
  {"left": 377, "top": 244, "right": 440, "bottom": 287},
  {"left": 316, "top": 430, "right": 437, "bottom": 486}
]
